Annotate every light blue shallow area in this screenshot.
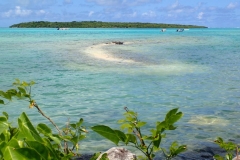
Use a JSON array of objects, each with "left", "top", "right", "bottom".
[{"left": 0, "top": 28, "right": 240, "bottom": 153}]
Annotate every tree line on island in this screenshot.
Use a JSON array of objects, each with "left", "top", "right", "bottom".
[{"left": 9, "top": 21, "right": 207, "bottom": 28}]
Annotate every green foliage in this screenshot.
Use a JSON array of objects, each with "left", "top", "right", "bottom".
[
  {"left": 0, "top": 79, "right": 35, "bottom": 107},
  {"left": 92, "top": 107, "right": 187, "bottom": 160},
  {"left": 91, "top": 125, "right": 120, "bottom": 145},
  {"left": 0, "top": 110, "right": 88, "bottom": 159},
  {"left": 9, "top": 21, "right": 208, "bottom": 28},
  {"left": 162, "top": 141, "right": 187, "bottom": 160},
  {"left": 0, "top": 80, "right": 87, "bottom": 159},
  {"left": 0, "top": 79, "right": 187, "bottom": 159},
  {"left": 91, "top": 152, "right": 109, "bottom": 160},
  {"left": 214, "top": 137, "right": 239, "bottom": 160}
]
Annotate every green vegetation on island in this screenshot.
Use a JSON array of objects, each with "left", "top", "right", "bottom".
[{"left": 9, "top": 21, "right": 207, "bottom": 28}]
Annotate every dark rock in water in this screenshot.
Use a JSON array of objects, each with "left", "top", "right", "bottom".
[
  {"left": 73, "top": 142, "right": 228, "bottom": 160},
  {"left": 72, "top": 154, "right": 93, "bottom": 160},
  {"left": 112, "top": 41, "right": 124, "bottom": 45},
  {"left": 155, "top": 142, "right": 226, "bottom": 160}
]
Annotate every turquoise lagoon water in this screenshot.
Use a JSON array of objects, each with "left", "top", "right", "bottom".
[{"left": 0, "top": 28, "right": 240, "bottom": 153}]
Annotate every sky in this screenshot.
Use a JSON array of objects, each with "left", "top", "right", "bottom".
[{"left": 0, "top": 0, "right": 240, "bottom": 28}]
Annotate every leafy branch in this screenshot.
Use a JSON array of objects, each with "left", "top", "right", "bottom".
[{"left": 92, "top": 107, "right": 187, "bottom": 160}]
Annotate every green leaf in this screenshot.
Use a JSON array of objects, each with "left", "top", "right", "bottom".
[
  {"left": 37, "top": 123, "right": 52, "bottom": 136},
  {"left": 26, "top": 141, "right": 56, "bottom": 160},
  {"left": 18, "top": 112, "right": 43, "bottom": 142},
  {"left": 2, "top": 112, "right": 8, "bottom": 119},
  {"left": 7, "top": 89, "right": 17, "bottom": 96},
  {"left": 10, "top": 128, "right": 19, "bottom": 139},
  {"left": 0, "top": 141, "right": 7, "bottom": 157},
  {"left": 0, "top": 91, "right": 5, "bottom": 96},
  {"left": 7, "top": 138, "right": 22, "bottom": 149},
  {"left": 156, "top": 121, "right": 167, "bottom": 132},
  {"left": 153, "top": 134, "right": 162, "bottom": 148},
  {"left": 2, "top": 92, "right": 11, "bottom": 100},
  {"left": 21, "top": 81, "right": 29, "bottom": 87},
  {"left": 168, "top": 112, "right": 183, "bottom": 124},
  {"left": 120, "top": 123, "right": 132, "bottom": 130},
  {"left": 70, "top": 136, "right": 78, "bottom": 144},
  {"left": 173, "top": 145, "right": 187, "bottom": 155},
  {"left": 125, "top": 134, "right": 137, "bottom": 144},
  {"left": 165, "top": 108, "right": 183, "bottom": 125},
  {"left": 165, "top": 108, "right": 178, "bottom": 120},
  {"left": 168, "top": 125, "right": 177, "bottom": 130},
  {"left": 126, "top": 116, "right": 134, "bottom": 121},
  {"left": 100, "top": 153, "right": 109, "bottom": 160},
  {"left": 49, "top": 135, "right": 61, "bottom": 145},
  {"left": 4, "top": 146, "right": 42, "bottom": 160},
  {"left": 29, "top": 81, "right": 35, "bottom": 86},
  {"left": 90, "top": 152, "right": 102, "bottom": 160},
  {"left": 126, "top": 111, "right": 137, "bottom": 116},
  {"left": 142, "top": 135, "right": 154, "bottom": 141},
  {"left": 70, "top": 123, "right": 77, "bottom": 129},
  {"left": 37, "top": 124, "right": 61, "bottom": 145},
  {"left": 0, "top": 117, "right": 9, "bottom": 134},
  {"left": 91, "top": 125, "right": 119, "bottom": 145},
  {"left": 76, "top": 118, "right": 83, "bottom": 127},
  {"left": 78, "top": 135, "right": 86, "bottom": 141},
  {"left": 114, "top": 130, "right": 127, "bottom": 143},
  {"left": 117, "top": 119, "right": 125, "bottom": 123},
  {"left": 0, "top": 116, "right": 7, "bottom": 122},
  {"left": 0, "top": 130, "right": 10, "bottom": 142},
  {"left": 13, "top": 79, "right": 20, "bottom": 85},
  {"left": 0, "top": 99, "right": 4, "bottom": 104},
  {"left": 213, "top": 155, "right": 224, "bottom": 160},
  {"left": 136, "top": 121, "right": 146, "bottom": 128},
  {"left": 42, "top": 138, "right": 60, "bottom": 159}
]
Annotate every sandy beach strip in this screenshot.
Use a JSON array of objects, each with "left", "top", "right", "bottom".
[{"left": 84, "top": 42, "right": 137, "bottom": 63}]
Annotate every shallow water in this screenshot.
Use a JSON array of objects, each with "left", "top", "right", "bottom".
[{"left": 0, "top": 28, "right": 240, "bottom": 153}]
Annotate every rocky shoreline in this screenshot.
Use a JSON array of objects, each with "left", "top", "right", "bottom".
[{"left": 74, "top": 141, "right": 228, "bottom": 160}]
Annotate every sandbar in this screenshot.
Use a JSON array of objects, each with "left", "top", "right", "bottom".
[{"left": 84, "top": 42, "right": 137, "bottom": 63}]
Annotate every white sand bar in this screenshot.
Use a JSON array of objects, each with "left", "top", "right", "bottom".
[{"left": 84, "top": 43, "right": 137, "bottom": 63}]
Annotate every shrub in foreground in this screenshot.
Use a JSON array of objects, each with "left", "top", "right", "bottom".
[{"left": 0, "top": 79, "right": 187, "bottom": 160}]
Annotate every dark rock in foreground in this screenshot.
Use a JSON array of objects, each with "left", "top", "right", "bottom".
[{"left": 74, "top": 142, "right": 228, "bottom": 160}]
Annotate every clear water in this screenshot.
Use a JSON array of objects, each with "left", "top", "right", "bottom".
[{"left": 0, "top": 28, "right": 240, "bottom": 153}]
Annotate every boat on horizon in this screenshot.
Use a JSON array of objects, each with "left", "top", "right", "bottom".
[
  {"left": 161, "top": 28, "right": 166, "bottom": 32},
  {"left": 57, "top": 27, "right": 69, "bottom": 30},
  {"left": 176, "top": 28, "right": 184, "bottom": 32}
]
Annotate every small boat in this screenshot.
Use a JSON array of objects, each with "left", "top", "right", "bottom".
[
  {"left": 161, "top": 29, "right": 166, "bottom": 32},
  {"left": 57, "top": 27, "right": 69, "bottom": 30},
  {"left": 176, "top": 29, "right": 184, "bottom": 32}
]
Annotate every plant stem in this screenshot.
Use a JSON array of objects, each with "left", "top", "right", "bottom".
[{"left": 33, "top": 102, "right": 62, "bottom": 135}]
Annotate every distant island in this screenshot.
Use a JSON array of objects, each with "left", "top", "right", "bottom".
[{"left": 9, "top": 21, "right": 207, "bottom": 28}]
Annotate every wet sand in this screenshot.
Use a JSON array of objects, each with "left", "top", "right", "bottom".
[{"left": 84, "top": 42, "right": 137, "bottom": 63}]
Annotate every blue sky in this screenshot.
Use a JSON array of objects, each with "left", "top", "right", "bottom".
[{"left": 1, "top": 0, "right": 240, "bottom": 28}]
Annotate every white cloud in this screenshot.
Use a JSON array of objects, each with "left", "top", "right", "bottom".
[
  {"left": 227, "top": 2, "right": 238, "bottom": 9},
  {"left": 86, "top": 0, "right": 159, "bottom": 7},
  {"left": 142, "top": 10, "right": 156, "bottom": 17},
  {"left": 130, "top": 12, "right": 137, "bottom": 18},
  {"left": 36, "top": 10, "right": 47, "bottom": 16},
  {"left": 197, "top": 12, "right": 204, "bottom": 19},
  {"left": 2, "top": 6, "right": 32, "bottom": 17},
  {"left": 1, "top": 6, "right": 49, "bottom": 18},
  {"left": 89, "top": 11, "right": 94, "bottom": 16},
  {"left": 87, "top": 0, "right": 119, "bottom": 6},
  {"left": 170, "top": 0, "right": 179, "bottom": 9},
  {"left": 15, "top": 6, "right": 32, "bottom": 16}
]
